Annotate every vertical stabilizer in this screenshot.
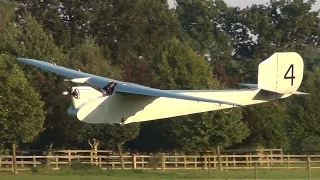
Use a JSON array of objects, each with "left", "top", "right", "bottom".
[{"left": 258, "top": 52, "right": 304, "bottom": 94}]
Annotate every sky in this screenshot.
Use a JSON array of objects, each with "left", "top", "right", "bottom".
[
  {"left": 167, "top": 0, "right": 320, "bottom": 11},
  {"left": 223, "top": 0, "right": 320, "bottom": 11}
]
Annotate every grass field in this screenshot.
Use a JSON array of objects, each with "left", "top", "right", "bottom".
[{"left": 0, "top": 167, "right": 319, "bottom": 180}]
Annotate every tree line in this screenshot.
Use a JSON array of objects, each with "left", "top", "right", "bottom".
[{"left": 0, "top": 0, "right": 319, "bottom": 154}]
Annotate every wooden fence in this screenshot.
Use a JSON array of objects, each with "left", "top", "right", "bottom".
[{"left": 1, "top": 149, "right": 320, "bottom": 172}]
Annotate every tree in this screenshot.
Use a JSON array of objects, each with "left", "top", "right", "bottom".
[
  {"left": 216, "top": 0, "right": 320, "bottom": 150},
  {"left": 0, "top": 54, "right": 45, "bottom": 149},
  {"left": 0, "top": 1, "right": 55, "bottom": 150},
  {"left": 64, "top": 36, "right": 141, "bottom": 162},
  {"left": 0, "top": 1, "right": 24, "bottom": 57},
  {"left": 8, "top": 2, "right": 148, "bottom": 150},
  {"left": 224, "top": 0, "right": 319, "bottom": 59},
  {"left": 175, "top": 0, "right": 239, "bottom": 86},
  {"left": 237, "top": 104, "right": 290, "bottom": 149},
  {"left": 94, "top": 123, "right": 140, "bottom": 169},
  {"left": 89, "top": 0, "right": 180, "bottom": 85},
  {"left": 66, "top": 36, "right": 140, "bottom": 149},
  {"left": 285, "top": 51, "right": 320, "bottom": 152},
  {"left": 31, "top": 35, "right": 138, "bottom": 150},
  {"left": 9, "top": 13, "right": 71, "bottom": 150},
  {"left": 215, "top": 0, "right": 320, "bottom": 84},
  {"left": 128, "top": 39, "right": 249, "bottom": 152},
  {"left": 67, "top": 36, "right": 141, "bottom": 165},
  {"left": 11, "top": 0, "right": 96, "bottom": 49},
  {"left": 66, "top": 35, "right": 122, "bottom": 80}
]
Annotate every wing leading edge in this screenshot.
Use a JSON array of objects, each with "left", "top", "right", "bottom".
[{"left": 17, "top": 58, "right": 243, "bottom": 106}]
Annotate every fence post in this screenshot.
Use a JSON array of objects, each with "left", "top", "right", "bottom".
[
  {"left": 225, "top": 155, "right": 229, "bottom": 171},
  {"left": 246, "top": 155, "right": 249, "bottom": 167},
  {"left": 204, "top": 155, "right": 207, "bottom": 170},
  {"left": 98, "top": 156, "right": 102, "bottom": 168},
  {"left": 280, "top": 149, "right": 284, "bottom": 164},
  {"left": 90, "top": 151, "right": 93, "bottom": 165},
  {"left": 174, "top": 151, "right": 178, "bottom": 168},
  {"left": 55, "top": 157, "right": 58, "bottom": 169},
  {"left": 161, "top": 153, "right": 165, "bottom": 171},
  {"left": 12, "top": 143, "right": 17, "bottom": 174},
  {"left": 288, "top": 154, "right": 291, "bottom": 170},
  {"left": 33, "top": 155, "right": 36, "bottom": 168},
  {"left": 270, "top": 150, "right": 274, "bottom": 165},
  {"left": 68, "top": 149, "right": 71, "bottom": 166},
  {"left": 141, "top": 156, "right": 144, "bottom": 168},
  {"left": 208, "top": 157, "right": 212, "bottom": 177},
  {"left": 255, "top": 162, "right": 258, "bottom": 180},
  {"left": 307, "top": 155, "right": 311, "bottom": 180},
  {"left": 267, "top": 155, "right": 270, "bottom": 170},
  {"left": 217, "top": 145, "right": 222, "bottom": 171},
  {"left": 132, "top": 154, "right": 136, "bottom": 170}
]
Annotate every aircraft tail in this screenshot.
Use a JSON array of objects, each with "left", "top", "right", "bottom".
[{"left": 257, "top": 52, "right": 306, "bottom": 94}]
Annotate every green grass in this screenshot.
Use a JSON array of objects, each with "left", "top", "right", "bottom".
[{"left": 0, "top": 168, "right": 319, "bottom": 180}]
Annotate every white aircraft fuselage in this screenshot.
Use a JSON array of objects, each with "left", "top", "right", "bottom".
[{"left": 67, "top": 86, "right": 290, "bottom": 124}]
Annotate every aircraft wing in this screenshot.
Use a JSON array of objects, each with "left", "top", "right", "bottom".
[{"left": 17, "top": 58, "right": 243, "bottom": 106}]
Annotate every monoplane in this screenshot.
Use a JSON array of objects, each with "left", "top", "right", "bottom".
[{"left": 18, "top": 52, "right": 307, "bottom": 125}]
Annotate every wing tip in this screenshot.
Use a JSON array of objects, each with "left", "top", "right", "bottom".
[
  {"left": 17, "top": 58, "right": 36, "bottom": 64},
  {"left": 17, "top": 57, "right": 26, "bottom": 62}
]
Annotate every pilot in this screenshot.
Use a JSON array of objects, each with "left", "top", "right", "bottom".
[
  {"left": 102, "top": 89, "right": 107, "bottom": 95},
  {"left": 102, "top": 82, "right": 116, "bottom": 95}
]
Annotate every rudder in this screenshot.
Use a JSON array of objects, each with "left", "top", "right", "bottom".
[{"left": 258, "top": 52, "right": 304, "bottom": 94}]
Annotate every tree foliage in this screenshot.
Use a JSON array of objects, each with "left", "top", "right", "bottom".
[
  {"left": 0, "top": 54, "right": 45, "bottom": 149},
  {"left": 285, "top": 50, "right": 320, "bottom": 152},
  {"left": 238, "top": 104, "right": 289, "bottom": 149},
  {"left": 1, "top": 0, "right": 319, "bottom": 152},
  {"left": 129, "top": 39, "right": 249, "bottom": 152}
]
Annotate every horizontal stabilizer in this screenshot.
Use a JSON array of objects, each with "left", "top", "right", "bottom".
[
  {"left": 293, "top": 91, "right": 309, "bottom": 95},
  {"left": 238, "top": 83, "right": 258, "bottom": 89},
  {"left": 262, "top": 89, "right": 309, "bottom": 95},
  {"left": 239, "top": 83, "right": 308, "bottom": 95}
]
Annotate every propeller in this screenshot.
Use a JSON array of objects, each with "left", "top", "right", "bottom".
[{"left": 62, "top": 87, "right": 80, "bottom": 99}]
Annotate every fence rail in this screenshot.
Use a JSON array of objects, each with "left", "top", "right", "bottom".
[{"left": 1, "top": 151, "right": 320, "bottom": 172}]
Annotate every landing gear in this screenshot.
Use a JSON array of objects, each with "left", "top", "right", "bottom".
[
  {"left": 119, "top": 118, "right": 126, "bottom": 126},
  {"left": 272, "top": 100, "right": 278, "bottom": 107},
  {"left": 219, "top": 104, "right": 234, "bottom": 114}
]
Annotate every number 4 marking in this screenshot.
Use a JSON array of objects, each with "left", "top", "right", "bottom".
[{"left": 284, "top": 64, "right": 295, "bottom": 86}]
